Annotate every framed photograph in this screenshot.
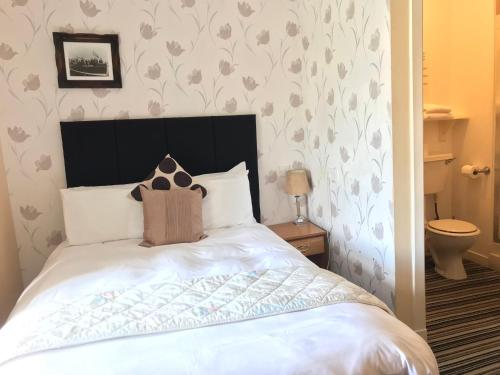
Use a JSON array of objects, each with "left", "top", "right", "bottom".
[{"left": 53, "top": 32, "right": 122, "bottom": 88}]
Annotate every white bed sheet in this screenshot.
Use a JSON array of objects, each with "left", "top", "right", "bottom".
[{"left": 0, "top": 224, "right": 438, "bottom": 374}]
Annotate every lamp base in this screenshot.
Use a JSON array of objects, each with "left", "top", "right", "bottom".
[
  {"left": 293, "top": 215, "right": 308, "bottom": 225},
  {"left": 293, "top": 195, "right": 308, "bottom": 225}
]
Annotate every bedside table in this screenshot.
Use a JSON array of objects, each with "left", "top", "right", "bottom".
[{"left": 268, "top": 222, "right": 328, "bottom": 268}]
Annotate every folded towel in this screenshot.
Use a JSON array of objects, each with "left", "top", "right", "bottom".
[
  {"left": 424, "top": 104, "right": 452, "bottom": 114},
  {"left": 424, "top": 113, "right": 454, "bottom": 120}
]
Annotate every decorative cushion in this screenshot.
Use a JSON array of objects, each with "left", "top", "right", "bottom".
[
  {"left": 140, "top": 186, "right": 205, "bottom": 247},
  {"left": 131, "top": 154, "right": 207, "bottom": 201}
]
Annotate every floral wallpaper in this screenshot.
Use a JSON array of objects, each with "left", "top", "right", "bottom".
[{"left": 0, "top": 0, "right": 394, "bottom": 308}]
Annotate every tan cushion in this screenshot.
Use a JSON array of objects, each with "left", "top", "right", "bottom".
[{"left": 140, "top": 186, "right": 205, "bottom": 247}]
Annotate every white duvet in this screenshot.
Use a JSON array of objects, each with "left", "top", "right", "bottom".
[{"left": 0, "top": 224, "right": 438, "bottom": 374}]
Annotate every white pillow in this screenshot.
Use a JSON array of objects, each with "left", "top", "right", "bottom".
[
  {"left": 61, "top": 184, "right": 143, "bottom": 246},
  {"left": 194, "top": 161, "right": 246, "bottom": 180},
  {"left": 60, "top": 162, "right": 250, "bottom": 245},
  {"left": 201, "top": 173, "right": 256, "bottom": 230}
]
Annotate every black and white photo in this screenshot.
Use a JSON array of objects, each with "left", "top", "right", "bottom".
[{"left": 53, "top": 33, "right": 122, "bottom": 88}]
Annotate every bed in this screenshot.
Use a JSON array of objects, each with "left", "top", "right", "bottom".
[{"left": 0, "top": 115, "right": 438, "bottom": 374}]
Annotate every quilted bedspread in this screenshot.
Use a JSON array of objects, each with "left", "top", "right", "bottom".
[{"left": 0, "top": 265, "right": 390, "bottom": 365}]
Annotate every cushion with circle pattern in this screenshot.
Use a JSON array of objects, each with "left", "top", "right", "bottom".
[{"left": 131, "top": 154, "right": 207, "bottom": 202}]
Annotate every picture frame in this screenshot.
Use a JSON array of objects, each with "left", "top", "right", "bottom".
[{"left": 52, "top": 32, "right": 122, "bottom": 89}]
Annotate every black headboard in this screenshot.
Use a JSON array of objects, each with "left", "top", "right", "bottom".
[{"left": 60, "top": 114, "right": 261, "bottom": 222}]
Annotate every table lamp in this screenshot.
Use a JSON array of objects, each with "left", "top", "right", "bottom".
[{"left": 286, "top": 169, "right": 311, "bottom": 225}]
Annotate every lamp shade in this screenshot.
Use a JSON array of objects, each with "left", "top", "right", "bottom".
[{"left": 285, "top": 169, "right": 311, "bottom": 196}]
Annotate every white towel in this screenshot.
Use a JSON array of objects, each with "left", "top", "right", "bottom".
[
  {"left": 424, "top": 113, "right": 454, "bottom": 120},
  {"left": 424, "top": 104, "right": 452, "bottom": 114}
]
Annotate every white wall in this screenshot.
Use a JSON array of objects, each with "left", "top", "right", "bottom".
[
  {"left": 495, "top": 14, "right": 500, "bottom": 243},
  {"left": 450, "top": 1, "right": 495, "bottom": 261},
  {"left": 391, "top": 0, "right": 427, "bottom": 334},
  {"left": 423, "top": 0, "right": 452, "bottom": 106},
  {"left": 422, "top": 0, "right": 454, "bottom": 220},
  {"left": 0, "top": 142, "right": 22, "bottom": 325},
  {"left": 423, "top": 0, "right": 496, "bottom": 262}
]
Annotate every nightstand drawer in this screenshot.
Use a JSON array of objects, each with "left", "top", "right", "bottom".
[{"left": 289, "top": 235, "right": 325, "bottom": 256}]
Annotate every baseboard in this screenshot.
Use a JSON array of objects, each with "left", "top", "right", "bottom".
[
  {"left": 489, "top": 252, "right": 500, "bottom": 272},
  {"left": 415, "top": 328, "right": 428, "bottom": 341},
  {"left": 465, "top": 250, "right": 489, "bottom": 266},
  {"left": 465, "top": 250, "right": 500, "bottom": 272}
]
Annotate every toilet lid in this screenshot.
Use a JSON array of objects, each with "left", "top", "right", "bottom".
[{"left": 428, "top": 219, "right": 478, "bottom": 234}]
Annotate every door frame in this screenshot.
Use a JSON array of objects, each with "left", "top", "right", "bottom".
[{"left": 390, "top": 0, "right": 427, "bottom": 337}]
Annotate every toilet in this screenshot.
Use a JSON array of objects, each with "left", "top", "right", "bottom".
[
  {"left": 426, "top": 219, "right": 480, "bottom": 279},
  {"left": 424, "top": 154, "right": 481, "bottom": 280}
]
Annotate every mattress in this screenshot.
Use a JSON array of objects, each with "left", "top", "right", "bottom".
[{"left": 0, "top": 224, "right": 438, "bottom": 374}]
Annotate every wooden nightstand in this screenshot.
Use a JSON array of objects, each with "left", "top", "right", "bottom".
[{"left": 268, "top": 222, "right": 328, "bottom": 268}]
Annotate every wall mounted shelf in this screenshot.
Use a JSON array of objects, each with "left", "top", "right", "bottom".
[
  {"left": 424, "top": 114, "right": 468, "bottom": 123},
  {"left": 423, "top": 153, "right": 454, "bottom": 163}
]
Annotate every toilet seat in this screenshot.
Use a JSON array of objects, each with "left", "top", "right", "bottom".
[{"left": 427, "top": 219, "right": 479, "bottom": 235}]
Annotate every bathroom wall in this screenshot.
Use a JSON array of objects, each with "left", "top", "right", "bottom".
[
  {"left": 449, "top": 0, "right": 496, "bottom": 262},
  {"left": 422, "top": 0, "right": 454, "bottom": 222},
  {"left": 493, "top": 12, "right": 500, "bottom": 269},
  {"left": 496, "top": 15, "right": 500, "bottom": 242},
  {"left": 424, "top": 0, "right": 496, "bottom": 262},
  {"left": 0, "top": 1, "right": 395, "bottom": 307},
  {"left": 423, "top": 0, "right": 452, "bottom": 106}
]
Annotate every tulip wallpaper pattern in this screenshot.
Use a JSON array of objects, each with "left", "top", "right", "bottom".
[{"left": 0, "top": 0, "right": 394, "bottom": 308}]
